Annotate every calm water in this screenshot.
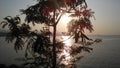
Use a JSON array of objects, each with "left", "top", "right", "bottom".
[
  {"left": 76, "top": 35, "right": 120, "bottom": 68},
  {"left": 0, "top": 37, "right": 25, "bottom": 65},
  {"left": 0, "top": 35, "right": 120, "bottom": 68}
]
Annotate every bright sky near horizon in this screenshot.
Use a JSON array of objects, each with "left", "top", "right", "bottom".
[{"left": 0, "top": 0, "right": 120, "bottom": 35}]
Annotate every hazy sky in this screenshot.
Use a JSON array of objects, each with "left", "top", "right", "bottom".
[{"left": 0, "top": 0, "right": 120, "bottom": 35}]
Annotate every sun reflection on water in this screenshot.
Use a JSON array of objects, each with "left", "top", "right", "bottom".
[{"left": 60, "top": 36, "right": 73, "bottom": 65}]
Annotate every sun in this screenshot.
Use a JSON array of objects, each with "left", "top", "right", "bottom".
[
  {"left": 58, "top": 13, "right": 72, "bottom": 32},
  {"left": 60, "top": 13, "right": 71, "bottom": 24}
]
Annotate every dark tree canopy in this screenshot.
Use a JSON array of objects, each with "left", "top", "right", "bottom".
[{"left": 0, "top": 0, "right": 102, "bottom": 68}]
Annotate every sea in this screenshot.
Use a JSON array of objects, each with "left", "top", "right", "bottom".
[{"left": 0, "top": 35, "right": 120, "bottom": 68}]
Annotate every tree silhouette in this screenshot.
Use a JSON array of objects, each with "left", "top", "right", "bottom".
[
  {"left": 1, "top": 0, "right": 102, "bottom": 68},
  {"left": 67, "top": 7, "right": 95, "bottom": 43}
]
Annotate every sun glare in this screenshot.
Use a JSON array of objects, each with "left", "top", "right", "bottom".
[
  {"left": 58, "top": 13, "right": 72, "bottom": 32},
  {"left": 60, "top": 13, "right": 71, "bottom": 24}
]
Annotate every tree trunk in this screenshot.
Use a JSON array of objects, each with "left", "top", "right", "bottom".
[{"left": 52, "top": 25, "right": 57, "bottom": 68}]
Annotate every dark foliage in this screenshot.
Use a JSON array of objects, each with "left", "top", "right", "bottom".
[{"left": 0, "top": 0, "right": 102, "bottom": 68}]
